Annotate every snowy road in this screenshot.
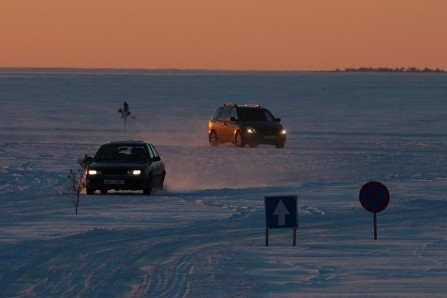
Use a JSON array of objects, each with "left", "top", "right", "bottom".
[
  {"left": 1, "top": 70, "right": 447, "bottom": 296},
  {"left": 1, "top": 138, "right": 447, "bottom": 297}
]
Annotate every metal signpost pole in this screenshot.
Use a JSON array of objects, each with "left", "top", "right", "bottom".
[
  {"left": 374, "top": 212, "right": 377, "bottom": 240},
  {"left": 265, "top": 228, "right": 269, "bottom": 247},
  {"left": 359, "top": 181, "right": 390, "bottom": 240},
  {"left": 293, "top": 228, "right": 296, "bottom": 246}
]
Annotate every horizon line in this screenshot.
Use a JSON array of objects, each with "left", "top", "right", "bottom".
[{"left": 0, "top": 66, "right": 445, "bottom": 73}]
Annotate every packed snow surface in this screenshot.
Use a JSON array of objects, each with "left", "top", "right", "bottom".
[{"left": 1, "top": 69, "right": 447, "bottom": 297}]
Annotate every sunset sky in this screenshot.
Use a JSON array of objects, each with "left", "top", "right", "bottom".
[{"left": 1, "top": 0, "right": 446, "bottom": 71}]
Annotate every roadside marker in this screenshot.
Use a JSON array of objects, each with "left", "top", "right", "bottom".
[
  {"left": 264, "top": 195, "right": 298, "bottom": 246},
  {"left": 359, "top": 181, "right": 390, "bottom": 240}
]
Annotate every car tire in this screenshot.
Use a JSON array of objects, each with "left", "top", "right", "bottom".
[
  {"left": 235, "top": 131, "right": 245, "bottom": 147},
  {"left": 159, "top": 171, "right": 166, "bottom": 189},
  {"left": 86, "top": 188, "right": 94, "bottom": 195},
  {"left": 209, "top": 131, "right": 219, "bottom": 146},
  {"left": 143, "top": 177, "right": 153, "bottom": 195},
  {"left": 100, "top": 189, "right": 108, "bottom": 194}
]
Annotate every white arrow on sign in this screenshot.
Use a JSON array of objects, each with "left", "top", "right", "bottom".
[{"left": 273, "top": 199, "right": 290, "bottom": 226}]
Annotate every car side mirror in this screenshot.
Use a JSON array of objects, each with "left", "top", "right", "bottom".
[
  {"left": 85, "top": 156, "right": 93, "bottom": 165},
  {"left": 152, "top": 156, "right": 161, "bottom": 162}
]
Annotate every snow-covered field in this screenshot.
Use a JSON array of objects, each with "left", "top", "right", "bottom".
[{"left": 1, "top": 69, "right": 447, "bottom": 297}]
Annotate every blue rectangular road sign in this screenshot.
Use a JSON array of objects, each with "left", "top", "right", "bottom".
[{"left": 265, "top": 195, "right": 297, "bottom": 229}]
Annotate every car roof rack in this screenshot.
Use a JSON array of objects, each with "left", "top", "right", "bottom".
[
  {"left": 243, "top": 103, "right": 261, "bottom": 108},
  {"left": 222, "top": 103, "right": 262, "bottom": 108}
]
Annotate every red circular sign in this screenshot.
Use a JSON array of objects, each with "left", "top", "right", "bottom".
[{"left": 359, "top": 181, "right": 390, "bottom": 213}]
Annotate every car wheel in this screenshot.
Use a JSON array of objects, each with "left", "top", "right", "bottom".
[
  {"left": 100, "top": 189, "right": 108, "bottom": 194},
  {"left": 143, "top": 177, "right": 153, "bottom": 195},
  {"left": 209, "top": 131, "right": 219, "bottom": 146},
  {"left": 235, "top": 131, "right": 245, "bottom": 147},
  {"left": 159, "top": 171, "right": 166, "bottom": 189},
  {"left": 86, "top": 188, "right": 94, "bottom": 195}
]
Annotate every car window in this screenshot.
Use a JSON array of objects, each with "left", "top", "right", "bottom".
[
  {"left": 147, "top": 144, "right": 157, "bottom": 159},
  {"left": 211, "top": 107, "right": 224, "bottom": 120},
  {"left": 94, "top": 144, "right": 148, "bottom": 161},
  {"left": 263, "top": 109, "right": 276, "bottom": 121},
  {"left": 149, "top": 144, "right": 160, "bottom": 158},
  {"left": 130, "top": 146, "right": 148, "bottom": 161},
  {"left": 229, "top": 107, "right": 237, "bottom": 120},
  {"left": 236, "top": 108, "right": 276, "bottom": 122},
  {"left": 219, "top": 107, "right": 232, "bottom": 120},
  {"left": 94, "top": 146, "right": 118, "bottom": 161}
]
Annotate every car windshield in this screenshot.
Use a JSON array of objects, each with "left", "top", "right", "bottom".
[
  {"left": 94, "top": 145, "right": 148, "bottom": 162},
  {"left": 237, "top": 108, "right": 275, "bottom": 122}
]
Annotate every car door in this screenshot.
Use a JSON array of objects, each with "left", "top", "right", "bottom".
[
  {"left": 147, "top": 144, "right": 164, "bottom": 184},
  {"left": 225, "top": 107, "right": 240, "bottom": 140},
  {"left": 216, "top": 106, "right": 233, "bottom": 142}
]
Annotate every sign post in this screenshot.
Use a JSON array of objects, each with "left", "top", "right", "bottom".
[
  {"left": 359, "top": 181, "right": 390, "bottom": 240},
  {"left": 264, "top": 195, "right": 298, "bottom": 246}
]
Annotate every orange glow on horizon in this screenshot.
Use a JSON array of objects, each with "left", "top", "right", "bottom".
[{"left": 1, "top": 0, "right": 446, "bottom": 70}]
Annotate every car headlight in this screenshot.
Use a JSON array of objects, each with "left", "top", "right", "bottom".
[
  {"left": 88, "top": 169, "right": 100, "bottom": 175},
  {"left": 246, "top": 127, "right": 257, "bottom": 134},
  {"left": 280, "top": 129, "right": 287, "bottom": 135},
  {"left": 128, "top": 169, "right": 142, "bottom": 176}
]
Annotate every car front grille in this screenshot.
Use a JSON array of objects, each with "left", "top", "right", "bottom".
[
  {"left": 100, "top": 169, "right": 129, "bottom": 175},
  {"left": 260, "top": 129, "right": 278, "bottom": 135}
]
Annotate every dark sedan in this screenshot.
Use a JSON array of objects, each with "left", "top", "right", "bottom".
[{"left": 85, "top": 141, "right": 166, "bottom": 195}]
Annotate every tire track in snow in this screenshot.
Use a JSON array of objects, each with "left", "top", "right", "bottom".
[
  {"left": 0, "top": 200, "right": 259, "bottom": 297},
  {"left": 143, "top": 234, "right": 257, "bottom": 297},
  {"left": 140, "top": 199, "right": 258, "bottom": 297}
]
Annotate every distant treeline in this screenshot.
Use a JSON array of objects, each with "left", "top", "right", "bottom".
[{"left": 337, "top": 67, "right": 445, "bottom": 73}]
